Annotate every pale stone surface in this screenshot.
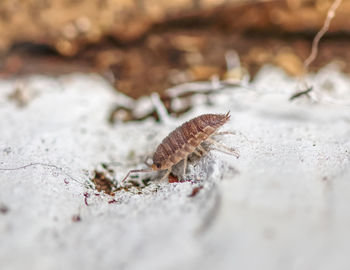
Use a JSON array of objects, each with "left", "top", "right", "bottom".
[{"left": 0, "top": 66, "right": 349, "bottom": 270}]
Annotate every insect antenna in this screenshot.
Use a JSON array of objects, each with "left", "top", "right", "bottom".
[{"left": 122, "top": 168, "right": 153, "bottom": 182}]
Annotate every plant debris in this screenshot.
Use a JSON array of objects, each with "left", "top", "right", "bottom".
[
  {"left": 290, "top": 86, "right": 313, "bottom": 101},
  {"left": 142, "top": 178, "right": 151, "bottom": 186},
  {"left": 91, "top": 170, "right": 116, "bottom": 196},
  {"left": 83, "top": 192, "right": 90, "bottom": 206},
  {"left": 7, "top": 83, "right": 37, "bottom": 107},
  {"left": 108, "top": 199, "right": 118, "bottom": 204}
]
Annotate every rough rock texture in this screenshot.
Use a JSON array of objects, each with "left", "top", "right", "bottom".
[{"left": 0, "top": 65, "right": 350, "bottom": 270}]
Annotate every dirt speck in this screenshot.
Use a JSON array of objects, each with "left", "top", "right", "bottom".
[
  {"left": 188, "top": 186, "right": 203, "bottom": 197},
  {"left": 0, "top": 203, "right": 9, "bottom": 214},
  {"left": 72, "top": 214, "right": 81, "bottom": 222}
]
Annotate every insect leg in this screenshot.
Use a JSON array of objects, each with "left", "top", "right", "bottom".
[
  {"left": 206, "top": 137, "right": 239, "bottom": 158},
  {"left": 210, "top": 147, "right": 240, "bottom": 158},
  {"left": 122, "top": 168, "right": 153, "bottom": 182},
  {"left": 197, "top": 144, "right": 208, "bottom": 155},
  {"left": 143, "top": 156, "right": 153, "bottom": 167},
  {"left": 214, "top": 131, "right": 236, "bottom": 136},
  {"left": 183, "top": 156, "right": 188, "bottom": 175},
  {"left": 193, "top": 149, "right": 202, "bottom": 157},
  {"left": 214, "top": 130, "right": 250, "bottom": 142},
  {"left": 159, "top": 169, "right": 171, "bottom": 181}
]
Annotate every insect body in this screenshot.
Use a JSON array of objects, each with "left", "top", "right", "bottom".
[{"left": 122, "top": 112, "right": 239, "bottom": 182}]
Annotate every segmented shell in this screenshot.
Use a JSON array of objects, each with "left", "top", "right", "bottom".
[{"left": 153, "top": 112, "right": 230, "bottom": 170}]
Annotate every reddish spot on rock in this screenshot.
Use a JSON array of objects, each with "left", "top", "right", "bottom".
[
  {"left": 168, "top": 174, "right": 179, "bottom": 183},
  {"left": 189, "top": 186, "right": 203, "bottom": 197}
]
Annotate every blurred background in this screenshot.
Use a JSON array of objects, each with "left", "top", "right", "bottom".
[
  {"left": 1, "top": 2, "right": 350, "bottom": 269},
  {"left": 0, "top": 0, "right": 349, "bottom": 100}
]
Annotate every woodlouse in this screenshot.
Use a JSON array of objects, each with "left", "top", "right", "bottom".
[{"left": 122, "top": 112, "right": 239, "bottom": 182}]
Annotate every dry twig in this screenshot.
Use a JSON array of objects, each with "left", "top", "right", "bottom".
[{"left": 303, "top": 0, "right": 343, "bottom": 73}]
